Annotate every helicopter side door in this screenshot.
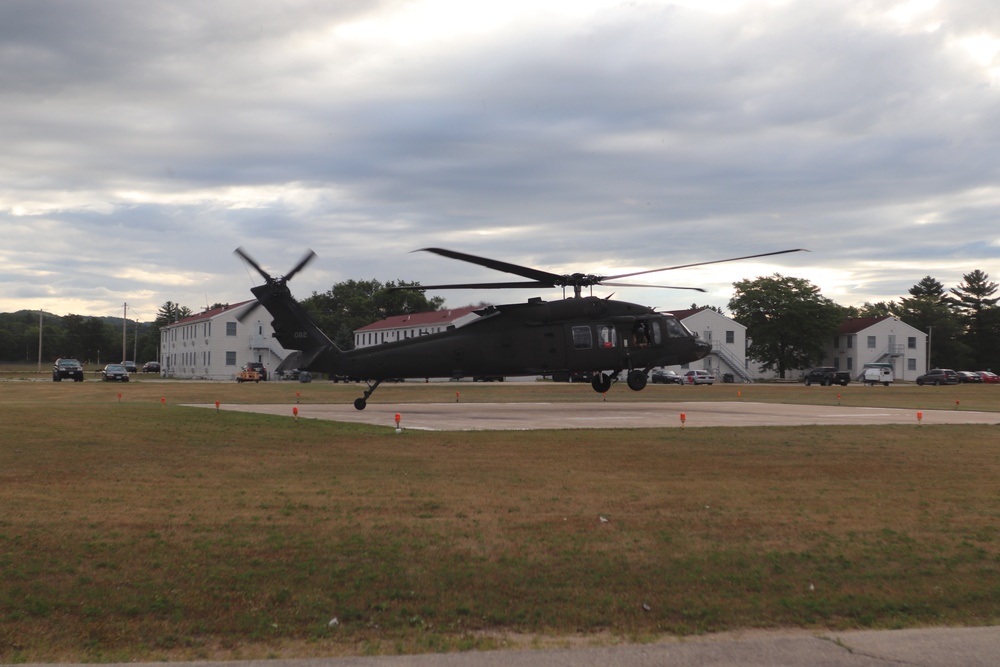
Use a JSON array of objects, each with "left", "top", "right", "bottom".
[{"left": 564, "top": 323, "right": 622, "bottom": 376}]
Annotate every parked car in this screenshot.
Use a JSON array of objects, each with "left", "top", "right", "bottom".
[
  {"left": 52, "top": 357, "right": 85, "bottom": 382},
  {"left": 802, "top": 367, "right": 851, "bottom": 386},
  {"left": 142, "top": 361, "right": 161, "bottom": 373},
  {"left": 915, "top": 368, "right": 959, "bottom": 386},
  {"left": 243, "top": 362, "right": 268, "bottom": 381},
  {"left": 977, "top": 371, "right": 999, "bottom": 384},
  {"left": 651, "top": 369, "right": 684, "bottom": 384},
  {"left": 958, "top": 371, "right": 983, "bottom": 383},
  {"left": 101, "top": 363, "right": 130, "bottom": 382},
  {"left": 682, "top": 369, "right": 715, "bottom": 385},
  {"left": 123, "top": 361, "right": 138, "bottom": 373}
]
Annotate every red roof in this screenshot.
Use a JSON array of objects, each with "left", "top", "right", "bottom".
[
  {"left": 356, "top": 306, "right": 481, "bottom": 332},
  {"left": 166, "top": 300, "right": 256, "bottom": 327},
  {"left": 664, "top": 307, "right": 706, "bottom": 320},
  {"left": 838, "top": 316, "right": 893, "bottom": 334}
]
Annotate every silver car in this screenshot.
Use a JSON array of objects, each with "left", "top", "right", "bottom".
[{"left": 682, "top": 370, "right": 715, "bottom": 385}]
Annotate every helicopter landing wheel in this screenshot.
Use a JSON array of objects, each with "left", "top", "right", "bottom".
[
  {"left": 354, "top": 397, "right": 367, "bottom": 411},
  {"left": 626, "top": 369, "right": 648, "bottom": 391},
  {"left": 592, "top": 373, "right": 613, "bottom": 394}
]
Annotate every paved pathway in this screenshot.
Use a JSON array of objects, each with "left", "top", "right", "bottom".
[{"left": 196, "top": 400, "right": 1000, "bottom": 430}]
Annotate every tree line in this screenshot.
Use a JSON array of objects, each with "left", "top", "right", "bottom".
[
  {"left": 727, "top": 270, "right": 999, "bottom": 376},
  {"left": 3, "top": 271, "right": 995, "bottom": 375},
  {"left": 0, "top": 302, "right": 193, "bottom": 365}
]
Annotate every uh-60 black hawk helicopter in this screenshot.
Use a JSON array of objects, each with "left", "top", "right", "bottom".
[{"left": 235, "top": 246, "right": 805, "bottom": 410}]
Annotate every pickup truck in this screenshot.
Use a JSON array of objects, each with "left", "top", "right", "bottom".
[{"left": 802, "top": 367, "right": 851, "bottom": 386}]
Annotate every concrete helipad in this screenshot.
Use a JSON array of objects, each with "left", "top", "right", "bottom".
[{"left": 197, "top": 400, "right": 1000, "bottom": 430}]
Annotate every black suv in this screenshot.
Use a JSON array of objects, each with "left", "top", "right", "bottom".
[
  {"left": 53, "top": 358, "right": 85, "bottom": 382},
  {"left": 915, "top": 368, "right": 959, "bottom": 386}
]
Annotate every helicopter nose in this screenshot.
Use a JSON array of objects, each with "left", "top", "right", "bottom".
[{"left": 694, "top": 338, "right": 712, "bottom": 359}]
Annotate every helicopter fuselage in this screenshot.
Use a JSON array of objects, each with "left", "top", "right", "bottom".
[{"left": 276, "top": 294, "right": 711, "bottom": 383}]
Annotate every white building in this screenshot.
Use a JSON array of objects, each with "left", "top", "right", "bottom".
[
  {"left": 826, "top": 316, "right": 927, "bottom": 382},
  {"left": 662, "top": 307, "right": 753, "bottom": 382},
  {"left": 159, "top": 300, "right": 290, "bottom": 380}
]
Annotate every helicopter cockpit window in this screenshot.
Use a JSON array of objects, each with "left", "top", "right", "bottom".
[
  {"left": 597, "top": 325, "right": 616, "bottom": 348},
  {"left": 648, "top": 320, "right": 662, "bottom": 345},
  {"left": 632, "top": 320, "right": 651, "bottom": 347},
  {"left": 662, "top": 316, "right": 690, "bottom": 339},
  {"left": 571, "top": 325, "right": 592, "bottom": 349}
]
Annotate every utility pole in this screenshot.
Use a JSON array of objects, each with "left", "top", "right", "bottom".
[
  {"left": 37, "top": 310, "right": 43, "bottom": 373},
  {"left": 122, "top": 302, "right": 128, "bottom": 363},
  {"left": 927, "top": 326, "right": 932, "bottom": 372}
]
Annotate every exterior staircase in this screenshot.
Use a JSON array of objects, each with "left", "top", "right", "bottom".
[{"left": 710, "top": 343, "right": 755, "bottom": 383}]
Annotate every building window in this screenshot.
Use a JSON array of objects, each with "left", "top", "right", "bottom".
[
  {"left": 908, "top": 358, "right": 917, "bottom": 371},
  {"left": 725, "top": 330, "right": 734, "bottom": 344},
  {"left": 908, "top": 336, "right": 916, "bottom": 349},
  {"left": 225, "top": 351, "right": 236, "bottom": 366},
  {"left": 847, "top": 358, "right": 853, "bottom": 370},
  {"left": 226, "top": 322, "right": 237, "bottom": 336},
  {"left": 867, "top": 335, "right": 876, "bottom": 348},
  {"left": 847, "top": 336, "right": 853, "bottom": 349}
]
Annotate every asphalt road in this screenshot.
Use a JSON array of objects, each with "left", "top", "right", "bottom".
[
  {"left": 199, "top": 399, "right": 1000, "bottom": 430},
  {"left": 14, "top": 626, "right": 1000, "bottom": 667}
]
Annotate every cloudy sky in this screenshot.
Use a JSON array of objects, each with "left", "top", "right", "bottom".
[{"left": 3, "top": 0, "right": 999, "bottom": 322}]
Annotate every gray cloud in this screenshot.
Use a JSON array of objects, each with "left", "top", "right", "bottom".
[{"left": 1, "top": 0, "right": 998, "bottom": 317}]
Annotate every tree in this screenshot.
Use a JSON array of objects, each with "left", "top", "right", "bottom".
[
  {"left": 851, "top": 301, "right": 897, "bottom": 319},
  {"left": 949, "top": 270, "right": 1000, "bottom": 369},
  {"left": 897, "top": 276, "right": 966, "bottom": 369},
  {"left": 728, "top": 274, "right": 844, "bottom": 378},
  {"left": 301, "top": 279, "right": 445, "bottom": 350},
  {"left": 156, "top": 301, "right": 193, "bottom": 325}
]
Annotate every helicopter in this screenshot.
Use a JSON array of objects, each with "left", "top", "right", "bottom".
[{"left": 235, "top": 246, "right": 806, "bottom": 410}]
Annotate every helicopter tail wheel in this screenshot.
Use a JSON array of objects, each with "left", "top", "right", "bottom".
[
  {"left": 626, "top": 369, "right": 648, "bottom": 391},
  {"left": 591, "top": 373, "right": 613, "bottom": 394}
]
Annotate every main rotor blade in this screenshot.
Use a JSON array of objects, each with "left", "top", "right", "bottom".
[
  {"left": 604, "top": 248, "right": 810, "bottom": 281},
  {"left": 601, "top": 281, "right": 707, "bottom": 292},
  {"left": 283, "top": 249, "right": 317, "bottom": 283},
  {"left": 234, "top": 246, "right": 272, "bottom": 282},
  {"left": 417, "top": 248, "right": 562, "bottom": 285},
  {"left": 390, "top": 280, "right": 556, "bottom": 292}
]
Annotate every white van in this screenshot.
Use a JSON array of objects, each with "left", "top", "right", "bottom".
[{"left": 862, "top": 363, "right": 894, "bottom": 386}]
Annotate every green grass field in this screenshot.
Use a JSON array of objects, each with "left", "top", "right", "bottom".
[{"left": 1, "top": 377, "right": 999, "bottom": 662}]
